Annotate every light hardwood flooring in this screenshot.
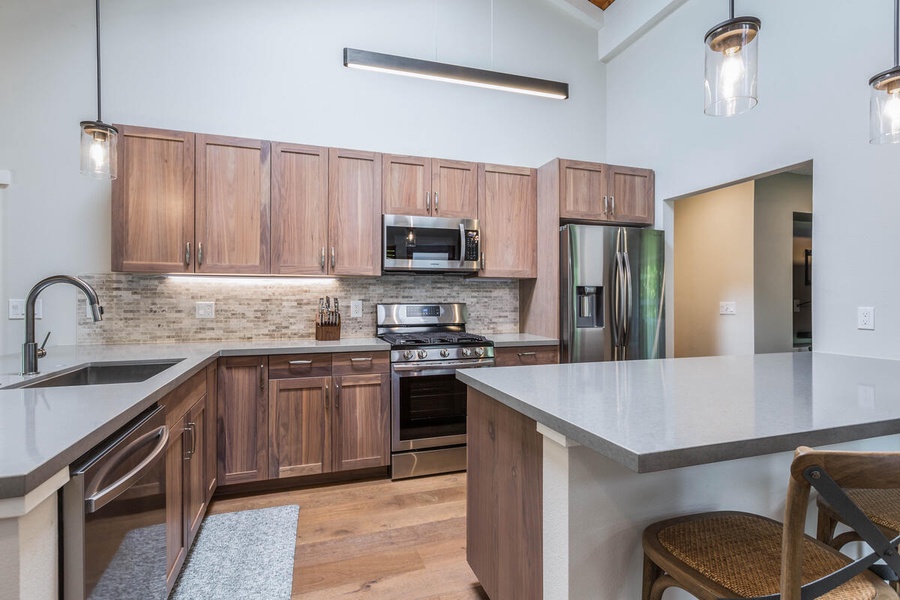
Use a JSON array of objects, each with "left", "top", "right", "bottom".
[{"left": 208, "top": 473, "right": 487, "bottom": 599}]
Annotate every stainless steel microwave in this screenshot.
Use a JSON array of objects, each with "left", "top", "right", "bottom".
[{"left": 383, "top": 214, "right": 480, "bottom": 273}]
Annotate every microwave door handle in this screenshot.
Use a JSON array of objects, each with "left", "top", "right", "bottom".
[{"left": 459, "top": 223, "right": 466, "bottom": 262}]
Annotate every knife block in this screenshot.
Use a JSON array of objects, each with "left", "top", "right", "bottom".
[{"left": 315, "top": 322, "right": 341, "bottom": 341}]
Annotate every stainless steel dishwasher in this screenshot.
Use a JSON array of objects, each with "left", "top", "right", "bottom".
[{"left": 61, "top": 405, "right": 169, "bottom": 600}]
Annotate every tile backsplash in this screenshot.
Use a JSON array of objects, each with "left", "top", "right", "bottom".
[{"left": 76, "top": 273, "right": 519, "bottom": 345}]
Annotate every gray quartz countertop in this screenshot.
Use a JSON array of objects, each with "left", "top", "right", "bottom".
[
  {"left": 457, "top": 352, "right": 900, "bottom": 473},
  {"left": 0, "top": 338, "right": 388, "bottom": 499},
  {"left": 489, "top": 333, "right": 558, "bottom": 347}
]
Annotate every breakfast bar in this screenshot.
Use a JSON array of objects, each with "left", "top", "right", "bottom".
[{"left": 458, "top": 352, "right": 900, "bottom": 600}]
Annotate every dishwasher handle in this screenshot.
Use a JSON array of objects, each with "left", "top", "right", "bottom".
[{"left": 84, "top": 424, "right": 169, "bottom": 514}]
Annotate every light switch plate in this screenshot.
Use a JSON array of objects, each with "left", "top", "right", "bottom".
[
  {"left": 719, "top": 301, "right": 736, "bottom": 315},
  {"left": 9, "top": 299, "right": 41, "bottom": 319},
  {"left": 195, "top": 301, "right": 215, "bottom": 319}
]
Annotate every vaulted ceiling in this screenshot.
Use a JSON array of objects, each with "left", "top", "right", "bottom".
[{"left": 589, "top": 0, "right": 616, "bottom": 9}]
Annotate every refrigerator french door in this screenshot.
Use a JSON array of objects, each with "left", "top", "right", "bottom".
[{"left": 560, "top": 224, "right": 665, "bottom": 363}]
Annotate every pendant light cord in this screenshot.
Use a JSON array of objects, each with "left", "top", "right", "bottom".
[
  {"left": 894, "top": 0, "right": 899, "bottom": 67},
  {"left": 94, "top": 0, "right": 102, "bottom": 122},
  {"left": 729, "top": 0, "right": 734, "bottom": 20}
]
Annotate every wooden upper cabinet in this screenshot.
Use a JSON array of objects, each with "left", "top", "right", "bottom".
[
  {"left": 218, "top": 356, "right": 269, "bottom": 485},
  {"left": 112, "top": 125, "right": 195, "bottom": 273},
  {"left": 195, "top": 135, "right": 271, "bottom": 274},
  {"left": 432, "top": 159, "right": 477, "bottom": 219},
  {"left": 477, "top": 164, "right": 537, "bottom": 279},
  {"left": 332, "top": 372, "right": 390, "bottom": 472},
  {"left": 382, "top": 155, "right": 477, "bottom": 219},
  {"left": 269, "top": 377, "right": 331, "bottom": 478},
  {"left": 271, "top": 143, "right": 329, "bottom": 275},
  {"left": 556, "top": 159, "right": 654, "bottom": 226},
  {"left": 383, "top": 154, "right": 430, "bottom": 216},
  {"left": 328, "top": 148, "right": 382, "bottom": 276},
  {"left": 607, "top": 165, "right": 655, "bottom": 225}
]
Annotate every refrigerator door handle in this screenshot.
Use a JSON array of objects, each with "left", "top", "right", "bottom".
[
  {"left": 612, "top": 251, "right": 624, "bottom": 348},
  {"left": 623, "top": 250, "right": 633, "bottom": 347}
]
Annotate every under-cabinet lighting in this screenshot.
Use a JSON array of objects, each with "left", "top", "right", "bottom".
[
  {"left": 343, "top": 48, "right": 569, "bottom": 100},
  {"left": 165, "top": 275, "right": 338, "bottom": 286}
]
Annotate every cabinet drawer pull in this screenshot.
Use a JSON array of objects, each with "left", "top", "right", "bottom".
[
  {"left": 259, "top": 364, "right": 265, "bottom": 390},
  {"left": 610, "top": 195, "right": 616, "bottom": 217},
  {"left": 184, "top": 423, "right": 195, "bottom": 460},
  {"left": 331, "top": 247, "right": 335, "bottom": 269},
  {"left": 434, "top": 192, "right": 439, "bottom": 213},
  {"left": 518, "top": 352, "right": 537, "bottom": 357},
  {"left": 288, "top": 360, "right": 313, "bottom": 366},
  {"left": 185, "top": 242, "right": 191, "bottom": 265},
  {"left": 480, "top": 252, "right": 485, "bottom": 270},
  {"left": 320, "top": 247, "right": 325, "bottom": 270},
  {"left": 350, "top": 357, "right": 373, "bottom": 363},
  {"left": 602, "top": 196, "right": 609, "bottom": 216},
  {"left": 197, "top": 242, "right": 204, "bottom": 266},
  {"left": 325, "top": 384, "right": 329, "bottom": 409},
  {"left": 426, "top": 191, "right": 431, "bottom": 211},
  {"left": 335, "top": 383, "right": 340, "bottom": 410}
]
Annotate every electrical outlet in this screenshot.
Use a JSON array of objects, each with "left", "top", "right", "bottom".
[
  {"left": 858, "top": 306, "right": 875, "bottom": 330},
  {"left": 719, "top": 301, "right": 736, "bottom": 315},
  {"left": 350, "top": 300, "right": 363, "bottom": 318},
  {"left": 195, "top": 301, "right": 215, "bottom": 319},
  {"left": 9, "top": 299, "right": 41, "bottom": 319},
  {"left": 858, "top": 384, "right": 876, "bottom": 409}
]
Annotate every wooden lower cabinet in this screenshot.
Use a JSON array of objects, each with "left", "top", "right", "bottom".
[
  {"left": 218, "top": 356, "right": 269, "bottom": 485},
  {"left": 333, "top": 372, "right": 390, "bottom": 471},
  {"left": 467, "top": 388, "right": 543, "bottom": 600},
  {"left": 162, "top": 369, "right": 211, "bottom": 593},
  {"left": 493, "top": 345, "right": 559, "bottom": 367},
  {"left": 269, "top": 376, "right": 331, "bottom": 478}
]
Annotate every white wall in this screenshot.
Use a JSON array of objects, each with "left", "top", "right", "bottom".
[
  {"left": 0, "top": 0, "right": 606, "bottom": 355},
  {"left": 606, "top": 0, "right": 900, "bottom": 359},
  {"left": 673, "top": 181, "right": 755, "bottom": 357},
  {"left": 754, "top": 173, "right": 813, "bottom": 353}
]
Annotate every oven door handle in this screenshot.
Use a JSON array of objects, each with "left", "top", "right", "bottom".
[
  {"left": 84, "top": 425, "right": 169, "bottom": 514},
  {"left": 392, "top": 359, "right": 495, "bottom": 373}
]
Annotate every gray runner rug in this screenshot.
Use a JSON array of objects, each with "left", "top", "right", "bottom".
[{"left": 171, "top": 504, "right": 300, "bottom": 600}]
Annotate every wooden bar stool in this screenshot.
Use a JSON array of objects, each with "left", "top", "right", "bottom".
[{"left": 642, "top": 447, "right": 900, "bottom": 599}]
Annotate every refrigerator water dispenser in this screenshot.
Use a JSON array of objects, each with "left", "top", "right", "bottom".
[{"left": 576, "top": 286, "right": 602, "bottom": 328}]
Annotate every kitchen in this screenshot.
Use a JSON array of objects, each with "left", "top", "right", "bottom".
[{"left": 3, "top": 0, "right": 900, "bottom": 599}]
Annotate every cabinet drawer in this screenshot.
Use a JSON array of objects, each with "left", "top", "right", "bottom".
[
  {"left": 161, "top": 369, "right": 207, "bottom": 430},
  {"left": 332, "top": 351, "right": 389, "bottom": 376},
  {"left": 268, "top": 353, "right": 332, "bottom": 379},
  {"left": 494, "top": 345, "right": 559, "bottom": 367}
]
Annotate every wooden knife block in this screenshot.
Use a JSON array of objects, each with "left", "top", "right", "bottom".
[{"left": 315, "top": 323, "right": 341, "bottom": 341}]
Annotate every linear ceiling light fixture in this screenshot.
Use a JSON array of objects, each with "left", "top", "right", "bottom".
[
  {"left": 343, "top": 48, "right": 569, "bottom": 100},
  {"left": 703, "top": 0, "right": 760, "bottom": 117},
  {"left": 80, "top": 0, "right": 117, "bottom": 179},
  {"left": 870, "top": 0, "right": 900, "bottom": 143}
]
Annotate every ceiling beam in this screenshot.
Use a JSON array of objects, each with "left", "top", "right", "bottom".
[
  {"left": 589, "top": 0, "right": 616, "bottom": 9},
  {"left": 597, "top": 0, "right": 689, "bottom": 62},
  {"left": 545, "top": 0, "right": 605, "bottom": 29}
]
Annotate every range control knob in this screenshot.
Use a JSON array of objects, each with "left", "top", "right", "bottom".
[
  {"left": 475, "top": 347, "right": 485, "bottom": 357},
  {"left": 461, "top": 348, "right": 472, "bottom": 357},
  {"left": 403, "top": 350, "right": 415, "bottom": 360},
  {"left": 417, "top": 349, "right": 428, "bottom": 359},
  {"left": 440, "top": 349, "right": 450, "bottom": 358}
]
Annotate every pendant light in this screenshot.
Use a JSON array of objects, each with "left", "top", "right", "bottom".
[
  {"left": 870, "top": 0, "right": 900, "bottom": 144},
  {"left": 703, "top": 0, "right": 760, "bottom": 117},
  {"left": 80, "top": 0, "right": 117, "bottom": 179}
]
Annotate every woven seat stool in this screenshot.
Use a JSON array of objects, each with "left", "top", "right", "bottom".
[{"left": 642, "top": 447, "right": 900, "bottom": 600}]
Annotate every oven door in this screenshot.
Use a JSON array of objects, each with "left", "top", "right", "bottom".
[{"left": 391, "top": 359, "right": 493, "bottom": 452}]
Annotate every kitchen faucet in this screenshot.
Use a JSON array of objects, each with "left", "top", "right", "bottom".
[{"left": 22, "top": 275, "right": 103, "bottom": 375}]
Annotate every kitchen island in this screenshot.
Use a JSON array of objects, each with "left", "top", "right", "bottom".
[{"left": 458, "top": 352, "right": 900, "bottom": 600}]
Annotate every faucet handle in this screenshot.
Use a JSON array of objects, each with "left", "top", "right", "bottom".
[{"left": 37, "top": 331, "right": 50, "bottom": 358}]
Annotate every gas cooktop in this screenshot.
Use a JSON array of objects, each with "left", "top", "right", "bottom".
[{"left": 379, "top": 332, "right": 491, "bottom": 347}]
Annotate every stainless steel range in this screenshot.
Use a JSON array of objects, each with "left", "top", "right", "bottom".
[{"left": 377, "top": 303, "right": 494, "bottom": 479}]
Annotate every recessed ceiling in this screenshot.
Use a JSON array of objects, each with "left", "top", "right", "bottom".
[{"left": 589, "top": 0, "right": 616, "bottom": 9}]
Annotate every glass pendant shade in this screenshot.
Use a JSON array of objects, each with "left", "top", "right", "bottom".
[
  {"left": 80, "top": 121, "right": 118, "bottom": 179},
  {"left": 704, "top": 17, "right": 760, "bottom": 117},
  {"left": 870, "top": 68, "right": 900, "bottom": 144}
]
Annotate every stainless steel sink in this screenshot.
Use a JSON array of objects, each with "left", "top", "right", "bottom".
[{"left": 9, "top": 359, "right": 183, "bottom": 389}]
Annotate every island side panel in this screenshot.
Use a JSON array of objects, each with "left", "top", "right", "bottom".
[{"left": 466, "top": 388, "right": 542, "bottom": 600}]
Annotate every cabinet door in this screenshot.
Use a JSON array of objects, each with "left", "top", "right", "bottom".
[
  {"left": 383, "top": 154, "right": 430, "bottom": 216},
  {"left": 271, "top": 143, "right": 329, "bottom": 275},
  {"left": 269, "top": 377, "right": 331, "bottom": 478},
  {"left": 195, "top": 135, "right": 271, "bottom": 274},
  {"left": 112, "top": 125, "right": 195, "bottom": 273},
  {"left": 185, "top": 396, "right": 207, "bottom": 549},
  {"left": 432, "top": 159, "right": 477, "bottom": 219},
  {"left": 328, "top": 148, "right": 382, "bottom": 276},
  {"left": 607, "top": 166, "right": 655, "bottom": 226},
  {"left": 332, "top": 373, "right": 390, "bottom": 472},
  {"left": 559, "top": 160, "right": 608, "bottom": 221},
  {"left": 165, "top": 424, "right": 186, "bottom": 592},
  {"left": 218, "top": 357, "right": 269, "bottom": 485},
  {"left": 204, "top": 362, "right": 218, "bottom": 502},
  {"left": 477, "top": 164, "right": 537, "bottom": 278}
]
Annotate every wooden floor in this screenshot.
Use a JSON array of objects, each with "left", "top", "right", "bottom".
[{"left": 208, "top": 473, "right": 487, "bottom": 599}]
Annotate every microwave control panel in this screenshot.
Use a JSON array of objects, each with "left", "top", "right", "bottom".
[{"left": 464, "top": 230, "right": 480, "bottom": 261}]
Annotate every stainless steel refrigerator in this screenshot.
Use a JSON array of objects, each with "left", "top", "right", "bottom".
[{"left": 560, "top": 224, "right": 666, "bottom": 363}]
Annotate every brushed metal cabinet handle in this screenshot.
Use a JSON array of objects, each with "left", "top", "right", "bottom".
[
  {"left": 185, "top": 242, "right": 191, "bottom": 265},
  {"left": 331, "top": 247, "right": 335, "bottom": 269},
  {"left": 434, "top": 192, "right": 439, "bottom": 213},
  {"left": 610, "top": 195, "right": 616, "bottom": 217},
  {"left": 289, "top": 360, "right": 313, "bottom": 366},
  {"left": 350, "top": 357, "right": 373, "bottom": 362},
  {"left": 602, "top": 196, "right": 609, "bottom": 217},
  {"left": 197, "top": 242, "right": 204, "bottom": 266},
  {"left": 426, "top": 191, "right": 431, "bottom": 212},
  {"left": 325, "top": 384, "right": 329, "bottom": 409},
  {"left": 518, "top": 352, "right": 537, "bottom": 357},
  {"left": 334, "top": 383, "right": 340, "bottom": 410},
  {"left": 185, "top": 422, "right": 197, "bottom": 458},
  {"left": 480, "top": 252, "right": 485, "bottom": 270},
  {"left": 259, "top": 364, "right": 265, "bottom": 390},
  {"left": 320, "top": 247, "right": 325, "bottom": 270},
  {"left": 85, "top": 426, "right": 169, "bottom": 514}
]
